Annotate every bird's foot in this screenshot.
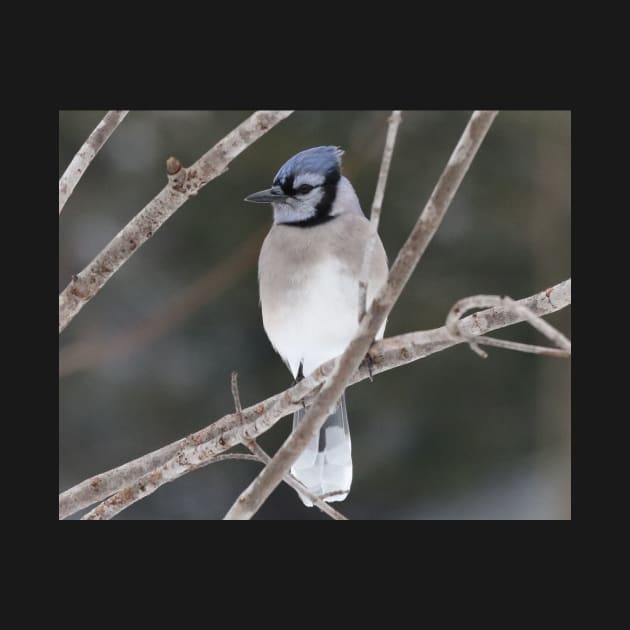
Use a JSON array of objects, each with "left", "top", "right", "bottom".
[
  {"left": 362, "top": 347, "right": 377, "bottom": 382},
  {"left": 292, "top": 361, "right": 305, "bottom": 385},
  {"left": 293, "top": 362, "right": 307, "bottom": 409}
]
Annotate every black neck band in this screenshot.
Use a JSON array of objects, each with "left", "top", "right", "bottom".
[{"left": 279, "top": 170, "right": 340, "bottom": 229}]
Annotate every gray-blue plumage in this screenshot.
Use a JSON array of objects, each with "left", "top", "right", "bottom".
[
  {"left": 245, "top": 146, "right": 389, "bottom": 506},
  {"left": 273, "top": 146, "right": 343, "bottom": 190}
]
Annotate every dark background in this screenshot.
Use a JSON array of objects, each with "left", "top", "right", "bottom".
[{"left": 59, "top": 110, "right": 571, "bottom": 519}]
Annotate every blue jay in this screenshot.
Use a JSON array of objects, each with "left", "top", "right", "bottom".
[{"left": 245, "top": 146, "right": 388, "bottom": 506}]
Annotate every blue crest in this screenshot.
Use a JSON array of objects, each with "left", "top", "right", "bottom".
[{"left": 273, "top": 146, "right": 344, "bottom": 186}]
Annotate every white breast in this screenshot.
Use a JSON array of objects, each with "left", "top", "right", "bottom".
[
  {"left": 261, "top": 257, "right": 361, "bottom": 377},
  {"left": 258, "top": 212, "right": 389, "bottom": 380}
]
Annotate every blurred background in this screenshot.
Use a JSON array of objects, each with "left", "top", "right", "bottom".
[{"left": 59, "top": 111, "right": 571, "bottom": 520}]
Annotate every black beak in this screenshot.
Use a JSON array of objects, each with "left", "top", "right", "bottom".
[{"left": 244, "top": 186, "right": 288, "bottom": 204}]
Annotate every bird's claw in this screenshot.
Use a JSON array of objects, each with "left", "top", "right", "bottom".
[{"left": 362, "top": 350, "right": 376, "bottom": 382}]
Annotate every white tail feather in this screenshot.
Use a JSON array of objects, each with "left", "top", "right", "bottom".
[{"left": 291, "top": 392, "right": 352, "bottom": 507}]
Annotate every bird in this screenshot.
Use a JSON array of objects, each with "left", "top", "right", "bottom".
[{"left": 244, "top": 146, "right": 389, "bottom": 506}]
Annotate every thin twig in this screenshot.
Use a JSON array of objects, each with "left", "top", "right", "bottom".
[
  {"left": 231, "top": 371, "right": 243, "bottom": 417},
  {"left": 358, "top": 110, "right": 402, "bottom": 321},
  {"left": 223, "top": 111, "right": 500, "bottom": 520},
  {"left": 59, "top": 111, "right": 129, "bottom": 214},
  {"left": 473, "top": 336, "right": 570, "bottom": 358},
  {"left": 502, "top": 296, "right": 571, "bottom": 351},
  {"left": 209, "top": 454, "right": 261, "bottom": 464},
  {"left": 59, "top": 278, "right": 570, "bottom": 520},
  {"left": 446, "top": 293, "right": 572, "bottom": 358},
  {"left": 59, "top": 110, "right": 293, "bottom": 334}
]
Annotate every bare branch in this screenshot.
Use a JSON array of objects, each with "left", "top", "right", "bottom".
[
  {"left": 473, "top": 336, "right": 570, "bottom": 358},
  {"left": 502, "top": 295, "right": 571, "bottom": 351},
  {"left": 231, "top": 371, "right": 243, "bottom": 417},
  {"left": 446, "top": 293, "right": 572, "bottom": 358},
  {"left": 223, "top": 111, "right": 500, "bottom": 520},
  {"left": 358, "top": 110, "right": 402, "bottom": 320},
  {"left": 81, "top": 440, "right": 348, "bottom": 521},
  {"left": 59, "top": 277, "right": 570, "bottom": 520},
  {"left": 81, "top": 452, "right": 261, "bottom": 521},
  {"left": 210, "top": 454, "right": 261, "bottom": 464},
  {"left": 59, "top": 110, "right": 294, "bottom": 334},
  {"left": 59, "top": 111, "right": 129, "bottom": 215}
]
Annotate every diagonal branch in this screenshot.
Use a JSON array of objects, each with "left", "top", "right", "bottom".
[
  {"left": 59, "top": 110, "right": 293, "bottom": 334},
  {"left": 59, "top": 110, "right": 129, "bottom": 214},
  {"left": 358, "top": 110, "right": 402, "bottom": 320},
  {"left": 81, "top": 452, "right": 262, "bottom": 520},
  {"left": 59, "top": 278, "right": 570, "bottom": 520},
  {"left": 223, "top": 111, "right": 499, "bottom": 520},
  {"left": 80, "top": 441, "right": 349, "bottom": 521}
]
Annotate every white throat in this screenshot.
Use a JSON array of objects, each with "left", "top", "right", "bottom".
[{"left": 271, "top": 176, "right": 363, "bottom": 225}]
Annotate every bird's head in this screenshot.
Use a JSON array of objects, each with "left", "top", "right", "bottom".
[{"left": 245, "top": 146, "right": 351, "bottom": 227}]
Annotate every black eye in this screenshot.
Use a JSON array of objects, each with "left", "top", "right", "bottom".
[{"left": 296, "top": 184, "right": 313, "bottom": 195}]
